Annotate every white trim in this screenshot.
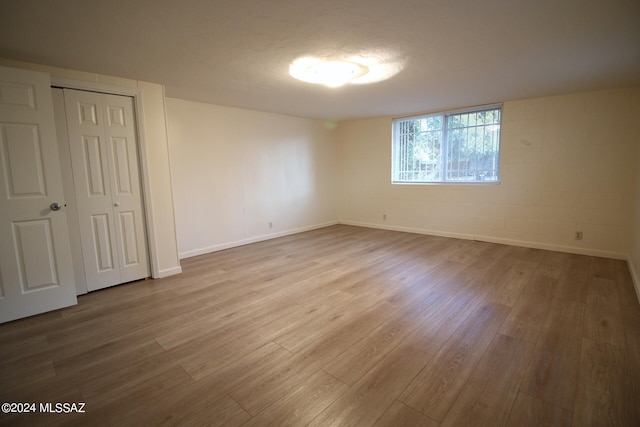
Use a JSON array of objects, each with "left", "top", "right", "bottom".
[
  {"left": 338, "top": 220, "right": 628, "bottom": 260},
  {"left": 393, "top": 102, "right": 504, "bottom": 121},
  {"left": 474, "top": 234, "right": 627, "bottom": 260},
  {"left": 134, "top": 86, "right": 161, "bottom": 279},
  {"left": 627, "top": 257, "right": 640, "bottom": 305},
  {"left": 176, "top": 216, "right": 640, "bottom": 301},
  {"left": 156, "top": 266, "right": 183, "bottom": 278},
  {"left": 390, "top": 181, "right": 501, "bottom": 186},
  {"left": 51, "top": 77, "right": 139, "bottom": 97},
  {"left": 50, "top": 77, "right": 162, "bottom": 279},
  {"left": 179, "top": 221, "right": 339, "bottom": 259},
  {"left": 339, "top": 220, "right": 475, "bottom": 241},
  {"left": 159, "top": 85, "right": 182, "bottom": 272}
]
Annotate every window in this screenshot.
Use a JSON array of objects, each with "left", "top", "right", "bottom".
[{"left": 392, "top": 105, "right": 502, "bottom": 183}]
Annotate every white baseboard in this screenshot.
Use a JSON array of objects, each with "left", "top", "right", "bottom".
[
  {"left": 176, "top": 219, "right": 640, "bottom": 304},
  {"left": 474, "top": 234, "right": 627, "bottom": 260},
  {"left": 155, "top": 266, "right": 183, "bottom": 278},
  {"left": 627, "top": 257, "right": 640, "bottom": 305},
  {"left": 338, "top": 220, "right": 475, "bottom": 241},
  {"left": 179, "top": 221, "right": 339, "bottom": 259},
  {"left": 338, "top": 220, "right": 627, "bottom": 260}
]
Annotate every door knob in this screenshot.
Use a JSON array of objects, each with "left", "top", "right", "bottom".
[
  {"left": 50, "top": 202, "right": 62, "bottom": 211},
  {"left": 114, "top": 202, "right": 120, "bottom": 207}
]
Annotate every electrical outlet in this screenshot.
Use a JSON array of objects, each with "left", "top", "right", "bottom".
[
  {"left": 382, "top": 214, "right": 387, "bottom": 220},
  {"left": 575, "top": 231, "right": 583, "bottom": 240},
  {"left": 269, "top": 222, "right": 273, "bottom": 229}
]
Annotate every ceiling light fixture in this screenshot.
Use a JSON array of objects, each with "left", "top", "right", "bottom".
[
  {"left": 290, "top": 58, "right": 368, "bottom": 87},
  {"left": 289, "top": 52, "right": 406, "bottom": 88}
]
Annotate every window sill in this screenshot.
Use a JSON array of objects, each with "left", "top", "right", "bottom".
[{"left": 391, "top": 181, "right": 501, "bottom": 186}]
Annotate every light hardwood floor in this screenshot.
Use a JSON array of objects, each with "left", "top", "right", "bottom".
[{"left": 1, "top": 225, "right": 639, "bottom": 426}]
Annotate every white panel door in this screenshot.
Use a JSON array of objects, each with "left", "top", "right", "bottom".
[
  {"left": 63, "top": 89, "right": 149, "bottom": 291},
  {"left": 0, "top": 66, "right": 77, "bottom": 323},
  {"left": 103, "top": 94, "right": 150, "bottom": 283}
]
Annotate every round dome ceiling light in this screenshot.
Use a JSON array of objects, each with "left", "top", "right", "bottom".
[{"left": 289, "top": 57, "right": 369, "bottom": 88}]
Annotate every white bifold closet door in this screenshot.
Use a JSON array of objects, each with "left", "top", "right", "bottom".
[{"left": 62, "top": 89, "right": 149, "bottom": 292}]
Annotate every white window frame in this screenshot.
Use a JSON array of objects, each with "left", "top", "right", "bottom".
[{"left": 391, "top": 104, "right": 503, "bottom": 185}]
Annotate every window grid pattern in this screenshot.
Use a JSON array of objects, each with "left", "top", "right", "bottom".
[{"left": 393, "top": 107, "right": 501, "bottom": 183}]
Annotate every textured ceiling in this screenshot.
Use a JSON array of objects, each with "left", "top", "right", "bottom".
[{"left": 1, "top": 0, "right": 639, "bottom": 120}]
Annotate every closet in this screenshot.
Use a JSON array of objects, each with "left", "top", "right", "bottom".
[{"left": 54, "top": 88, "right": 150, "bottom": 292}]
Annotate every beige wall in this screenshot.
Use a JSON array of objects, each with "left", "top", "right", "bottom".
[
  {"left": 166, "top": 98, "right": 339, "bottom": 258},
  {"left": 339, "top": 87, "right": 640, "bottom": 260},
  {"left": 0, "top": 59, "right": 182, "bottom": 279}
]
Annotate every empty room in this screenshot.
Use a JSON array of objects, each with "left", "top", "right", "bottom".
[{"left": 1, "top": 0, "right": 639, "bottom": 425}]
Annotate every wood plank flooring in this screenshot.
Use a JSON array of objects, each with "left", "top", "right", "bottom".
[{"left": 1, "top": 225, "right": 639, "bottom": 426}]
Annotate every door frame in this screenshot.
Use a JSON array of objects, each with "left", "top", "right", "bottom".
[{"left": 52, "top": 77, "right": 159, "bottom": 294}]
